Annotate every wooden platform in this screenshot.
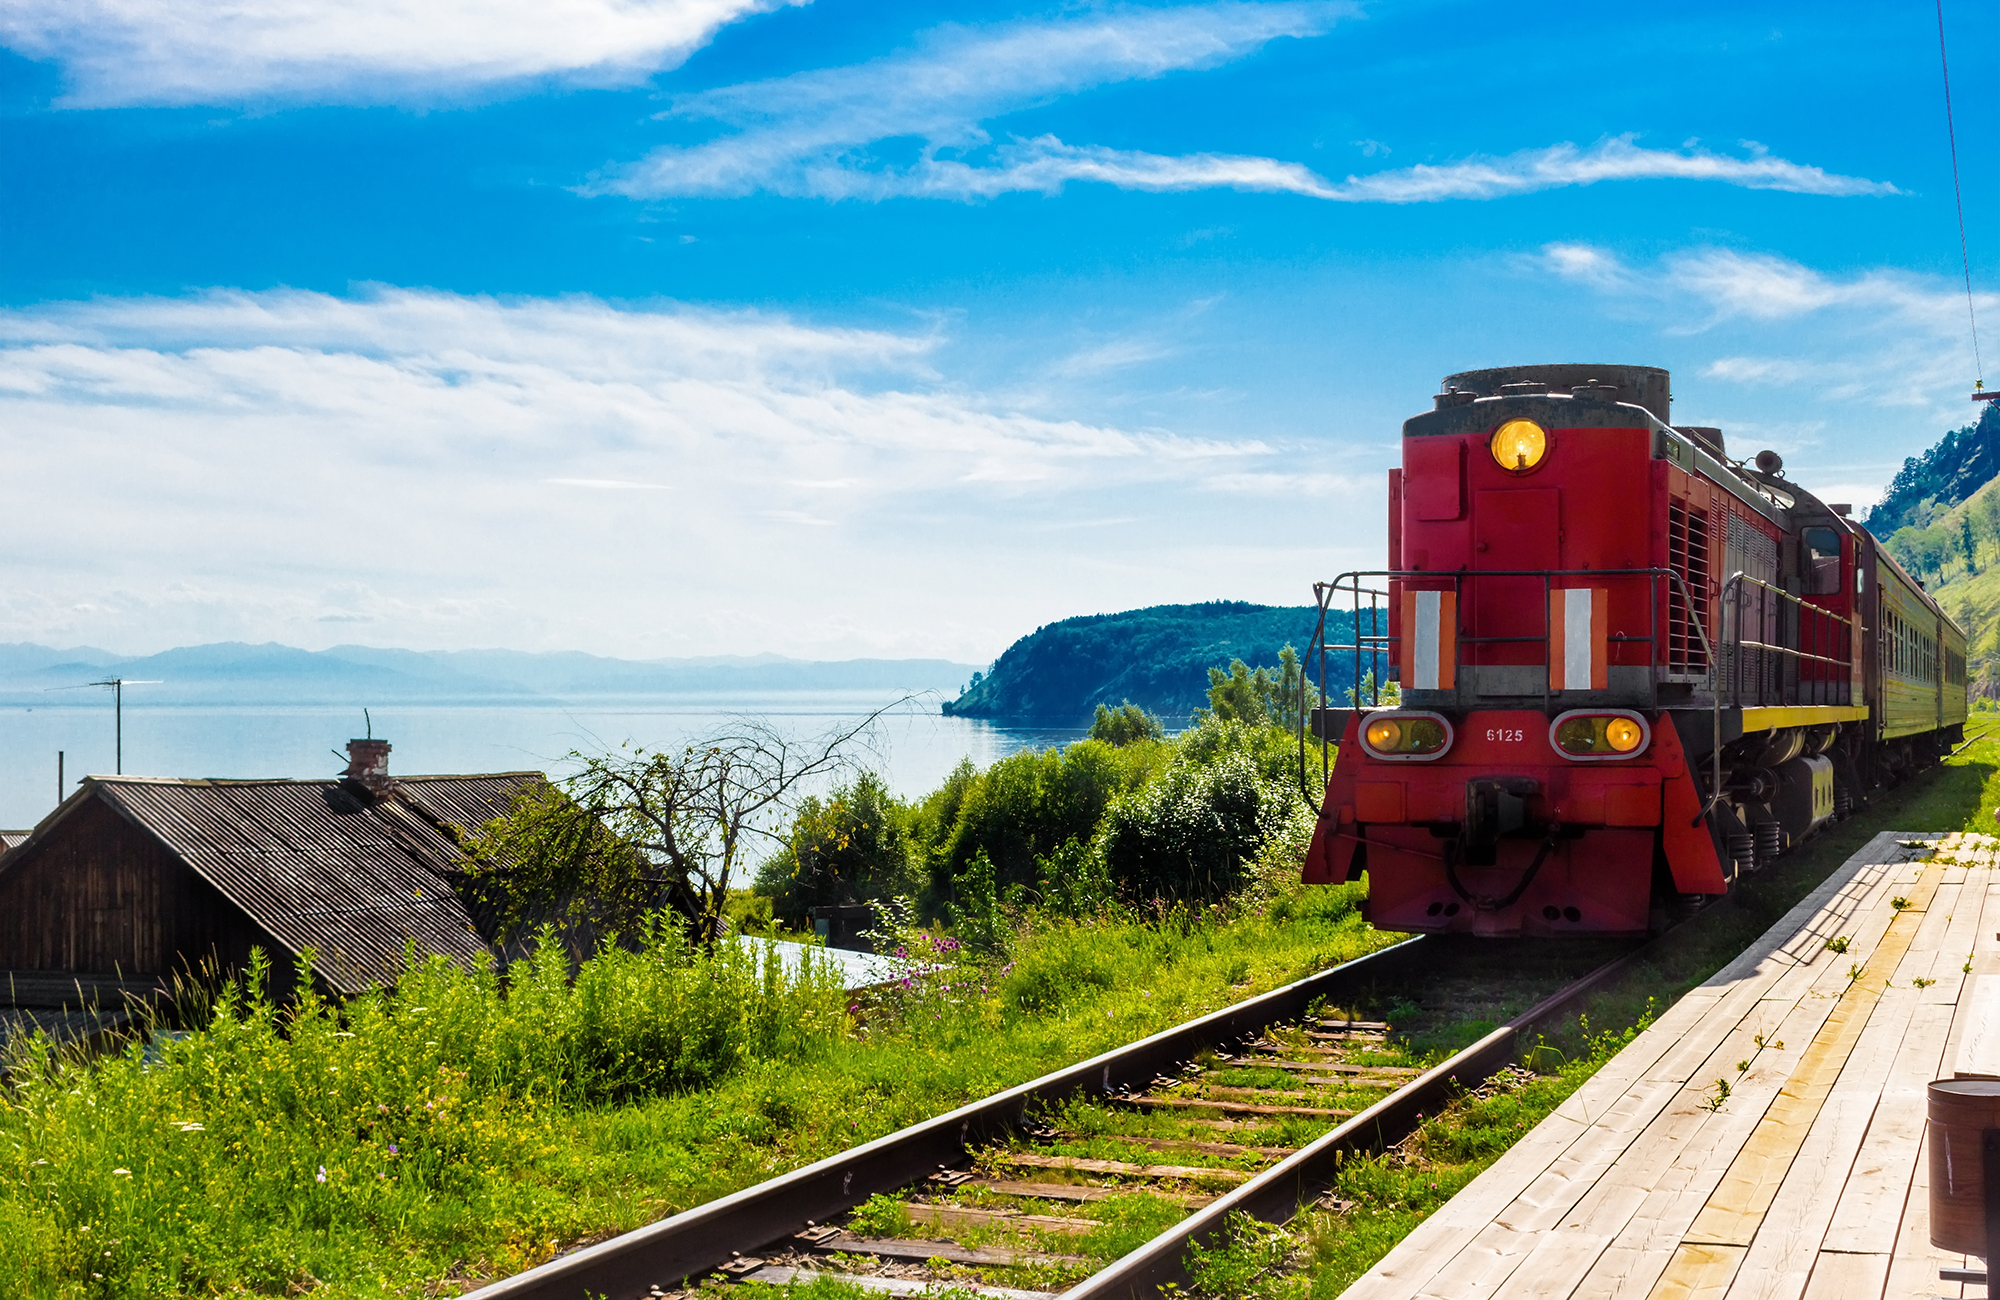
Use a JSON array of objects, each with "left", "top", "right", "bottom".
[{"left": 1341, "top": 830, "right": 2000, "bottom": 1300}]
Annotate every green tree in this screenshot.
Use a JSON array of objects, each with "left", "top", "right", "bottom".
[
  {"left": 463, "top": 710, "right": 893, "bottom": 947},
  {"left": 753, "top": 772, "right": 915, "bottom": 928},
  {"left": 1090, "top": 700, "right": 1166, "bottom": 745},
  {"left": 1345, "top": 670, "right": 1401, "bottom": 709},
  {"left": 1199, "top": 644, "right": 1312, "bottom": 727},
  {"left": 1963, "top": 514, "right": 1979, "bottom": 577},
  {"left": 1979, "top": 491, "right": 2000, "bottom": 563},
  {"left": 1890, "top": 525, "right": 1947, "bottom": 584}
]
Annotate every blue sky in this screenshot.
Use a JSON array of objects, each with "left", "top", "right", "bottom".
[{"left": 0, "top": 0, "right": 1993, "bottom": 662}]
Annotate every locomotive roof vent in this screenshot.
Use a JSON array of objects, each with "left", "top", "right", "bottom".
[
  {"left": 1676, "top": 425, "right": 1727, "bottom": 460},
  {"left": 1439, "top": 363, "right": 1671, "bottom": 424}
]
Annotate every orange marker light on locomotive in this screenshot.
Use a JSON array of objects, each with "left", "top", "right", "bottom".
[
  {"left": 1359, "top": 711, "right": 1453, "bottom": 760},
  {"left": 1490, "top": 419, "right": 1547, "bottom": 472},
  {"left": 1550, "top": 709, "right": 1650, "bottom": 759}
]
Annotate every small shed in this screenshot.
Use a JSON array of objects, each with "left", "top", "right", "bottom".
[{"left": 0, "top": 739, "right": 538, "bottom": 1022}]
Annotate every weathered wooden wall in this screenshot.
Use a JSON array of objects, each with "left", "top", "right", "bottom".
[{"left": 0, "top": 795, "right": 273, "bottom": 977}]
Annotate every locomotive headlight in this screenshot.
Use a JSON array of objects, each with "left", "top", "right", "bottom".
[
  {"left": 1364, "top": 717, "right": 1402, "bottom": 750},
  {"left": 1550, "top": 710, "right": 1651, "bottom": 760},
  {"left": 1490, "top": 419, "right": 1547, "bottom": 472},
  {"left": 1604, "top": 717, "right": 1644, "bottom": 752},
  {"left": 1358, "top": 711, "right": 1453, "bottom": 761}
]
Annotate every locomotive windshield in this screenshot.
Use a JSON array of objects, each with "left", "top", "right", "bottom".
[{"left": 1803, "top": 527, "right": 1841, "bottom": 595}]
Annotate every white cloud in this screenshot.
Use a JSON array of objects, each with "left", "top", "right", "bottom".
[
  {"left": 1544, "top": 243, "right": 1992, "bottom": 329},
  {"left": 623, "top": 131, "right": 1892, "bottom": 205},
  {"left": 603, "top": 2, "right": 1349, "bottom": 197},
  {"left": 603, "top": 0, "right": 1889, "bottom": 208},
  {"left": 0, "top": 286, "right": 1326, "bottom": 658},
  {"left": 1050, "top": 336, "right": 1182, "bottom": 379},
  {"left": 1319, "top": 137, "right": 1894, "bottom": 203},
  {"left": 1541, "top": 241, "right": 1995, "bottom": 420},
  {"left": 0, "top": 0, "right": 795, "bottom": 106}
]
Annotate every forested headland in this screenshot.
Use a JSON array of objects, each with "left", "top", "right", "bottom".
[{"left": 942, "top": 600, "right": 1366, "bottom": 723}]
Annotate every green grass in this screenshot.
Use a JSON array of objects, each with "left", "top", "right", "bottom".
[
  {"left": 1179, "top": 739, "right": 2000, "bottom": 1298},
  {"left": 0, "top": 882, "right": 1388, "bottom": 1298}
]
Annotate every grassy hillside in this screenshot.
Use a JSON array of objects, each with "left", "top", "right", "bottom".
[
  {"left": 1867, "top": 401, "right": 2000, "bottom": 536},
  {"left": 942, "top": 602, "right": 1359, "bottom": 723},
  {"left": 1888, "top": 472, "right": 2000, "bottom": 700}
]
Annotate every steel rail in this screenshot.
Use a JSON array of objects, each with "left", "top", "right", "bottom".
[
  {"left": 1063, "top": 939, "right": 1655, "bottom": 1299},
  {"left": 459, "top": 937, "right": 1431, "bottom": 1300}
]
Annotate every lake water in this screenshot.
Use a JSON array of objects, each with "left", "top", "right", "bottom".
[{"left": 0, "top": 694, "right": 1104, "bottom": 831}]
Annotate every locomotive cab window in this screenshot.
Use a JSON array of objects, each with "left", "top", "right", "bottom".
[{"left": 1803, "top": 527, "right": 1842, "bottom": 595}]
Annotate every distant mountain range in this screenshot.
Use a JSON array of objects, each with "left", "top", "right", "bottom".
[{"left": 0, "top": 642, "right": 980, "bottom": 706}]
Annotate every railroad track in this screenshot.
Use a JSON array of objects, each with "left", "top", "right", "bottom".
[{"left": 461, "top": 932, "right": 1650, "bottom": 1300}]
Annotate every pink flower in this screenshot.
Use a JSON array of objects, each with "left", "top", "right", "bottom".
[{"left": 315, "top": 1167, "right": 327, "bottom": 1184}]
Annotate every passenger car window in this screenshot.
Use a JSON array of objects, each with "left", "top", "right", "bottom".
[{"left": 1803, "top": 527, "right": 1842, "bottom": 595}]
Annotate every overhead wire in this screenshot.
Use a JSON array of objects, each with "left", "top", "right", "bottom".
[{"left": 1936, "top": 0, "right": 1984, "bottom": 388}]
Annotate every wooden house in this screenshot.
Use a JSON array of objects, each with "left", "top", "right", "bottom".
[{"left": 0, "top": 738, "right": 539, "bottom": 1038}]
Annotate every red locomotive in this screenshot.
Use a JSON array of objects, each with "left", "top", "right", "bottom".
[{"left": 1301, "top": 364, "right": 1968, "bottom": 937}]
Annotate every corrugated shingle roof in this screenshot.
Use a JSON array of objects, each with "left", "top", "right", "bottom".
[{"left": 84, "top": 773, "right": 539, "bottom": 996}]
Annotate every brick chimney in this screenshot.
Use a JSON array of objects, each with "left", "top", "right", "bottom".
[{"left": 345, "top": 738, "right": 393, "bottom": 794}]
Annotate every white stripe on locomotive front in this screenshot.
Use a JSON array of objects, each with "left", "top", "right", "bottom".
[
  {"left": 1564, "top": 588, "right": 1593, "bottom": 690},
  {"left": 1413, "top": 590, "right": 1441, "bottom": 690}
]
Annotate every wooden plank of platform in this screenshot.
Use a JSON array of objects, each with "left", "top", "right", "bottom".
[
  {"left": 1673, "top": 870, "right": 1940, "bottom": 1249},
  {"left": 1722, "top": 986, "right": 1919, "bottom": 1300},
  {"left": 1337, "top": 832, "right": 1975, "bottom": 1300},
  {"left": 1819, "top": 998, "right": 1954, "bottom": 1252},
  {"left": 1341, "top": 834, "right": 1915, "bottom": 1300}
]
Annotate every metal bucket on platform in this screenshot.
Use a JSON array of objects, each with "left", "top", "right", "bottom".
[{"left": 1929, "top": 1078, "right": 2000, "bottom": 1261}]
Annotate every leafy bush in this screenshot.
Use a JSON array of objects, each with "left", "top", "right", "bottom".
[
  {"left": 1033, "top": 836, "right": 1118, "bottom": 919},
  {"left": 754, "top": 772, "right": 917, "bottom": 927},
  {"left": 924, "top": 739, "right": 1162, "bottom": 913},
  {"left": 1090, "top": 701, "right": 1166, "bottom": 745},
  {"left": 1100, "top": 751, "right": 1294, "bottom": 903}
]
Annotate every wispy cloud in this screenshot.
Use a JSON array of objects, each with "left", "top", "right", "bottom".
[
  {"left": 1316, "top": 137, "right": 1895, "bottom": 203},
  {"left": 1050, "top": 336, "right": 1182, "bottom": 379},
  {"left": 1542, "top": 242, "right": 1995, "bottom": 411},
  {"left": 1543, "top": 242, "right": 1992, "bottom": 331},
  {"left": 602, "top": 0, "right": 1890, "bottom": 208},
  {"left": 600, "top": 2, "right": 1351, "bottom": 198},
  {"left": 0, "top": 0, "right": 796, "bottom": 107},
  {"left": 0, "top": 287, "right": 1290, "bottom": 656}
]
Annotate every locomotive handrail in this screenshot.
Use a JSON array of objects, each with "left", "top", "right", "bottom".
[
  {"left": 1298, "top": 576, "right": 1390, "bottom": 812},
  {"left": 1299, "top": 567, "right": 1723, "bottom": 824},
  {"left": 1718, "top": 571, "right": 1856, "bottom": 710}
]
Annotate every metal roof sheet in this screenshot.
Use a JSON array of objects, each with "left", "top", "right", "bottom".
[{"left": 86, "top": 774, "right": 539, "bottom": 996}]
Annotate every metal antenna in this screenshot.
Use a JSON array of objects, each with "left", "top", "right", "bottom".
[
  {"left": 45, "top": 678, "right": 162, "bottom": 775},
  {"left": 365, "top": 707, "right": 372, "bottom": 740}
]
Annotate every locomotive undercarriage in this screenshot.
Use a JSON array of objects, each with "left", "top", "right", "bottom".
[{"left": 1696, "top": 721, "right": 1857, "bottom": 882}]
